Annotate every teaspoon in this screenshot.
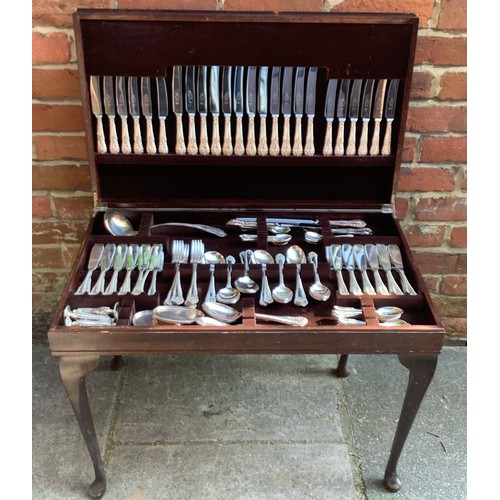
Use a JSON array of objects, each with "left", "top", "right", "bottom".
[
  {"left": 307, "top": 252, "right": 331, "bottom": 301},
  {"left": 217, "top": 255, "right": 241, "bottom": 304},
  {"left": 234, "top": 250, "right": 259, "bottom": 294},
  {"left": 203, "top": 251, "right": 225, "bottom": 304},
  {"left": 286, "top": 245, "right": 308, "bottom": 307},
  {"left": 253, "top": 249, "right": 274, "bottom": 306},
  {"left": 272, "top": 253, "right": 293, "bottom": 304}
]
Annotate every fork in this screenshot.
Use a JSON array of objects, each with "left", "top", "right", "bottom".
[
  {"left": 164, "top": 240, "right": 189, "bottom": 305},
  {"left": 184, "top": 239, "right": 205, "bottom": 307}
]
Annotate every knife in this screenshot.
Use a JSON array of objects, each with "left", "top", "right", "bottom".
[
  {"left": 304, "top": 67, "right": 318, "bottom": 156},
  {"left": 75, "top": 243, "right": 105, "bottom": 295},
  {"left": 141, "top": 76, "right": 156, "bottom": 154},
  {"left": 382, "top": 79, "right": 399, "bottom": 156},
  {"left": 387, "top": 244, "right": 416, "bottom": 294},
  {"left": 357, "top": 79, "right": 374, "bottom": 156},
  {"left": 184, "top": 66, "right": 198, "bottom": 155},
  {"left": 269, "top": 67, "right": 281, "bottom": 156},
  {"left": 197, "top": 66, "right": 209, "bottom": 155},
  {"left": 364, "top": 244, "right": 389, "bottom": 295},
  {"left": 346, "top": 79, "right": 362, "bottom": 156},
  {"left": 90, "top": 243, "right": 116, "bottom": 295},
  {"left": 341, "top": 244, "right": 362, "bottom": 295},
  {"left": 103, "top": 76, "right": 119, "bottom": 154},
  {"left": 257, "top": 66, "right": 269, "bottom": 156},
  {"left": 369, "top": 79, "right": 387, "bottom": 156},
  {"left": 156, "top": 76, "right": 169, "bottom": 154},
  {"left": 292, "top": 67, "right": 306, "bottom": 156},
  {"left": 115, "top": 76, "right": 131, "bottom": 154},
  {"left": 280, "top": 66, "right": 293, "bottom": 156},
  {"left": 376, "top": 244, "right": 403, "bottom": 295},
  {"left": 222, "top": 66, "right": 233, "bottom": 156},
  {"left": 245, "top": 66, "right": 257, "bottom": 156},
  {"left": 233, "top": 66, "right": 245, "bottom": 156},
  {"left": 322, "top": 78, "right": 337, "bottom": 156},
  {"left": 334, "top": 79, "right": 350, "bottom": 156},
  {"left": 89, "top": 76, "right": 107, "bottom": 154},
  {"left": 172, "top": 65, "right": 186, "bottom": 155},
  {"left": 209, "top": 66, "right": 221, "bottom": 156},
  {"left": 353, "top": 244, "right": 376, "bottom": 295},
  {"left": 326, "top": 245, "right": 348, "bottom": 295},
  {"left": 128, "top": 76, "right": 144, "bottom": 154}
]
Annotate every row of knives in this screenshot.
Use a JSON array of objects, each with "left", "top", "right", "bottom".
[{"left": 89, "top": 67, "right": 399, "bottom": 157}]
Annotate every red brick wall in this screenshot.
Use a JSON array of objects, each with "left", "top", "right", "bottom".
[{"left": 32, "top": 0, "right": 467, "bottom": 338}]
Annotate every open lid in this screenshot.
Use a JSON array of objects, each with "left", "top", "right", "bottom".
[{"left": 74, "top": 10, "right": 418, "bottom": 211}]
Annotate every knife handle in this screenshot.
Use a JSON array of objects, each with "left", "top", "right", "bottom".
[
  {"left": 335, "top": 270, "right": 349, "bottom": 296},
  {"left": 234, "top": 116, "right": 245, "bottom": 156},
  {"left": 95, "top": 116, "right": 107, "bottom": 154},
  {"left": 346, "top": 119, "right": 357, "bottom": 156},
  {"left": 246, "top": 116, "right": 257, "bottom": 156},
  {"left": 175, "top": 115, "right": 186, "bottom": 155},
  {"left": 223, "top": 116, "right": 233, "bottom": 156},
  {"left": 381, "top": 120, "right": 393, "bottom": 156},
  {"left": 304, "top": 117, "right": 315, "bottom": 156},
  {"left": 146, "top": 118, "right": 157, "bottom": 154},
  {"left": 108, "top": 117, "right": 120, "bottom": 154},
  {"left": 334, "top": 120, "right": 345, "bottom": 156},
  {"left": 270, "top": 116, "right": 280, "bottom": 156},
  {"left": 211, "top": 116, "right": 221, "bottom": 156},
  {"left": 396, "top": 269, "right": 417, "bottom": 295},
  {"left": 281, "top": 116, "right": 291, "bottom": 156},
  {"left": 187, "top": 115, "right": 198, "bottom": 155},
  {"left": 358, "top": 120, "right": 369, "bottom": 156},
  {"left": 322, "top": 120, "right": 333, "bottom": 156},
  {"left": 348, "top": 270, "right": 363, "bottom": 296},
  {"left": 369, "top": 119, "right": 381, "bottom": 156},
  {"left": 292, "top": 116, "right": 303, "bottom": 156},
  {"left": 199, "top": 115, "right": 209, "bottom": 156},
  {"left": 258, "top": 116, "right": 268, "bottom": 156},
  {"left": 385, "top": 270, "right": 403, "bottom": 295},
  {"left": 372, "top": 270, "right": 390, "bottom": 295},
  {"left": 133, "top": 117, "right": 144, "bottom": 154},
  {"left": 120, "top": 116, "right": 132, "bottom": 154},
  {"left": 361, "top": 270, "right": 376, "bottom": 295},
  {"left": 158, "top": 118, "right": 168, "bottom": 154}
]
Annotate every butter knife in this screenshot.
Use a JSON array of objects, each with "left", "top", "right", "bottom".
[
  {"left": 326, "top": 244, "right": 348, "bottom": 295},
  {"left": 75, "top": 243, "right": 104, "bottom": 295},
  {"left": 233, "top": 66, "right": 245, "bottom": 156},
  {"left": 103, "top": 76, "right": 119, "bottom": 154},
  {"left": 382, "top": 79, "right": 399, "bottom": 156},
  {"left": 115, "top": 76, "right": 131, "bottom": 154},
  {"left": 387, "top": 244, "right": 417, "bottom": 295},
  {"left": 209, "top": 65, "right": 221, "bottom": 155},
  {"left": 365, "top": 244, "right": 389, "bottom": 295},
  {"left": 269, "top": 67, "right": 281, "bottom": 156},
  {"left": 369, "top": 79, "right": 387, "bottom": 156},
  {"left": 353, "top": 244, "right": 376, "bottom": 295},
  {"left": 141, "top": 76, "right": 156, "bottom": 154},
  {"left": 358, "top": 79, "right": 374, "bottom": 156},
  {"left": 128, "top": 76, "right": 144, "bottom": 154},
  {"left": 376, "top": 244, "right": 403, "bottom": 295},
  {"left": 156, "top": 76, "right": 169, "bottom": 154},
  {"left": 257, "top": 66, "right": 269, "bottom": 156},
  {"left": 197, "top": 66, "right": 209, "bottom": 155},
  {"left": 304, "top": 67, "right": 318, "bottom": 156},
  {"left": 172, "top": 65, "right": 186, "bottom": 155},
  {"left": 245, "top": 66, "right": 257, "bottom": 156},
  {"left": 222, "top": 66, "right": 233, "bottom": 156},
  {"left": 281, "top": 66, "right": 293, "bottom": 156},
  {"left": 346, "top": 79, "right": 362, "bottom": 156},
  {"left": 90, "top": 243, "right": 116, "bottom": 295},
  {"left": 90, "top": 76, "right": 107, "bottom": 154},
  {"left": 341, "top": 244, "right": 362, "bottom": 295},
  {"left": 185, "top": 66, "right": 198, "bottom": 155},
  {"left": 334, "top": 79, "right": 350, "bottom": 156},
  {"left": 292, "top": 67, "right": 305, "bottom": 156},
  {"left": 323, "top": 78, "right": 337, "bottom": 156}
]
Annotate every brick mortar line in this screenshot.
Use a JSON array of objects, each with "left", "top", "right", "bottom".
[
  {"left": 32, "top": 160, "right": 89, "bottom": 166},
  {"left": 32, "top": 62, "right": 78, "bottom": 70},
  {"left": 32, "top": 98, "right": 82, "bottom": 105},
  {"left": 32, "top": 27, "right": 75, "bottom": 35},
  {"left": 417, "top": 28, "right": 467, "bottom": 37},
  {"left": 400, "top": 162, "right": 466, "bottom": 168},
  {"left": 33, "top": 190, "right": 92, "bottom": 197},
  {"left": 408, "top": 100, "right": 467, "bottom": 107},
  {"left": 414, "top": 65, "right": 467, "bottom": 73},
  {"left": 33, "top": 131, "right": 86, "bottom": 137},
  {"left": 429, "top": 0, "right": 442, "bottom": 29}
]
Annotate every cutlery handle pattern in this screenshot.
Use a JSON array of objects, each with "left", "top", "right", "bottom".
[
  {"left": 292, "top": 116, "right": 303, "bottom": 156},
  {"left": 346, "top": 119, "right": 357, "bottom": 156},
  {"left": 118, "top": 270, "right": 132, "bottom": 295},
  {"left": 147, "top": 270, "right": 158, "bottom": 296},
  {"left": 373, "top": 270, "right": 390, "bottom": 295},
  {"left": 397, "top": 269, "right": 417, "bottom": 295},
  {"left": 103, "top": 270, "right": 119, "bottom": 295},
  {"left": 358, "top": 120, "right": 369, "bottom": 156},
  {"left": 234, "top": 116, "right": 245, "bottom": 156},
  {"left": 246, "top": 116, "right": 257, "bottom": 156},
  {"left": 211, "top": 116, "right": 221, "bottom": 155},
  {"left": 381, "top": 120, "right": 393, "bottom": 156},
  {"left": 133, "top": 117, "right": 144, "bottom": 154},
  {"left": 258, "top": 116, "right": 268, "bottom": 155},
  {"left": 369, "top": 119, "right": 381, "bottom": 156},
  {"left": 334, "top": 120, "right": 345, "bottom": 156},
  {"left": 158, "top": 118, "right": 168, "bottom": 154},
  {"left": 96, "top": 117, "right": 107, "bottom": 153},
  {"left": 199, "top": 115, "right": 209, "bottom": 155},
  {"left": 75, "top": 270, "right": 94, "bottom": 295},
  {"left": 270, "top": 116, "right": 280, "bottom": 156},
  {"left": 348, "top": 270, "right": 363, "bottom": 296},
  {"left": 361, "top": 270, "right": 376, "bottom": 295},
  {"left": 223, "top": 116, "right": 233, "bottom": 155},
  {"left": 281, "top": 116, "right": 291, "bottom": 156},
  {"left": 304, "top": 117, "right": 315, "bottom": 156},
  {"left": 322, "top": 120, "right": 333, "bottom": 156},
  {"left": 385, "top": 270, "right": 403, "bottom": 295},
  {"left": 121, "top": 116, "right": 132, "bottom": 154},
  {"left": 108, "top": 117, "right": 119, "bottom": 154},
  {"left": 187, "top": 115, "right": 198, "bottom": 155},
  {"left": 175, "top": 115, "right": 186, "bottom": 155},
  {"left": 146, "top": 118, "right": 157, "bottom": 154},
  {"left": 336, "top": 270, "right": 349, "bottom": 295},
  {"left": 294, "top": 265, "right": 309, "bottom": 307}
]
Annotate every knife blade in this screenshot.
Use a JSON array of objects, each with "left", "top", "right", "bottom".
[
  {"left": 365, "top": 244, "right": 389, "bottom": 295},
  {"left": 90, "top": 76, "right": 107, "bottom": 154},
  {"left": 353, "top": 244, "right": 376, "bottom": 295},
  {"left": 280, "top": 66, "right": 293, "bottom": 156},
  {"left": 341, "top": 244, "right": 362, "bottom": 295},
  {"left": 376, "top": 244, "right": 403, "bottom": 295},
  {"left": 103, "top": 76, "right": 120, "bottom": 154},
  {"left": 233, "top": 66, "right": 245, "bottom": 156},
  {"left": 209, "top": 65, "right": 221, "bottom": 155},
  {"left": 196, "top": 66, "right": 209, "bottom": 156},
  {"left": 222, "top": 66, "right": 233, "bottom": 156},
  {"left": 369, "top": 79, "right": 387, "bottom": 156},
  {"left": 185, "top": 66, "right": 198, "bottom": 155},
  {"left": 346, "top": 79, "right": 362, "bottom": 156},
  {"left": 382, "top": 79, "right": 400, "bottom": 156},
  {"left": 269, "top": 67, "right": 281, "bottom": 156},
  {"left": 245, "top": 66, "right": 257, "bottom": 156},
  {"left": 292, "top": 67, "right": 306, "bottom": 156},
  {"left": 357, "top": 79, "right": 374, "bottom": 156},
  {"left": 387, "top": 244, "right": 416, "bottom": 294},
  {"left": 156, "top": 76, "right": 169, "bottom": 154},
  {"left": 128, "top": 76, "right": 144, "bottom": 154},
  {"left": 322, "top": 78, "right": 338, "bottom": 156},
  {"left": 334, "top": 79, "right": 350, "bottom": 155},
  {"left": 115, "top": 76, "right": 132, "bottom": 154},
  {"left": 257, "top": 66, "right": 269, "bottom": 155},
  {"left": 141, "top": 76, "right": 157, "bottom": 154},
  {"left": 304, "top": 67, "right": 318, "bottom": 156},
  {"left": 172, "top": 65, "right": 186, "bottom": 155}
]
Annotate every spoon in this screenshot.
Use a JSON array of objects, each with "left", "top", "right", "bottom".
[
  {"left": 253, "top": 249, "right": 274, "bottom": 306},
  {"left": 234, "top": 250, "right": 259, "bottom": 294},
  {"left": 286, "top": 245, "right": 308, "bottom": 307},
  {"left": 203, "top": 251, "right": 225, "bottom": 304},
  {"left": 239, "top": 233, "right": 291, "bottom": 246},
  {"left": 202, "top": 302, "right": 242, "bottom": 324},
  {"left": 271, "top": 253, "right": 293, "bottom": 304},
  {"left": 307, "top": 252, "right": 331, "bottom": 301},
  {"left": 195, "top": 316, "right": 230, "bottom": 327},
  {"left": 304, "top": 230, "right": 323, "bottom": 245},
  {"left": 333, "top": 305, "right": 404, "bottom": 322},
  {"left": 217, "top": 255, "right": 241, "bottom": 304},
  {"left": 268, "top": 224, "right": 291, "bottom": 234}
]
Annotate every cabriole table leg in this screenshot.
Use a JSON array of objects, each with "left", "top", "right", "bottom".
[
  {"left": 59, "top": 356, "right": 106, "bottom": 499},
  {"left": 383, "top": 354, "right": 438, "bottom": 492}
]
